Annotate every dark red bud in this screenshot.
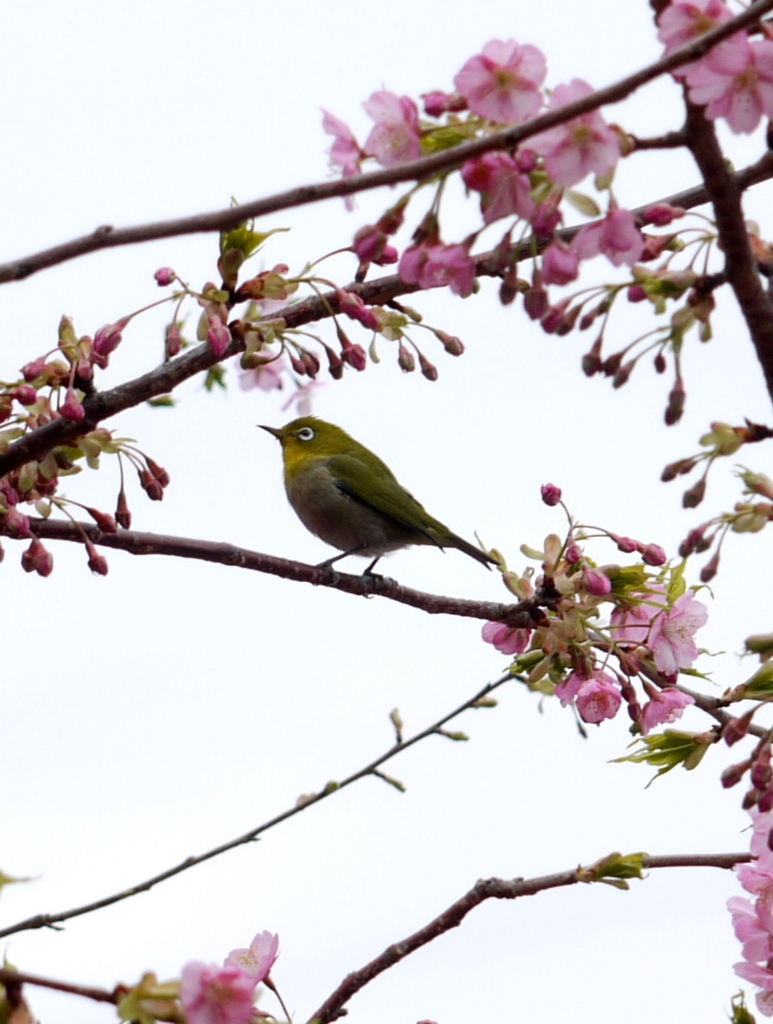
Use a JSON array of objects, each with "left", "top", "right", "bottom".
[{"left": 115, "top": 490, "right": 132, "bottom": 529}]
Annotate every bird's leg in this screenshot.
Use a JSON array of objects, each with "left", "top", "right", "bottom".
[
  {"left": 363, "top": 555, "right": 383, "bottom": 577},
  {"left": 316, "top": 546, "right": 366, "bottom": 570}
]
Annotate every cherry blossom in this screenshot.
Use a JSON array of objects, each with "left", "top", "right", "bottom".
[
  {"left": 461, "top": 152, "right": 536, "bottom": 224},
  {"left": 363, "top": 91, "right": 421, "bottom": 167},
  {"left": 321, "top": 109, "right": 363, "bottom": 178},
  {"left": 481, "top": 620, "right": 532, "bottom": 655},
  {"left": 657, "top": 0, "right": 735, "bottom": 59},
  {"left": 575, "top": 673, "right": 623, "bottom": 724},
  {"left": 225, "top": 931, "right": 279, "bottom": 983},
  {"left": 180, "top": 962, "right": 257, "bottom": 1024},
  {"left": 542, "top": 241, "right": 580, "bottom": 285},
  {"left": 399, "top": 242, "right": 476, "bottom": 297},
  {"left": 685, "top": 36, "right": 773, "bottom": 134},
  {"left": 639, "top": 687, "right": 695, "bottom": 733},
  {"left": 647, "top": 591, "right": 708, "bottom": 676},
  {"left": 454, "top": 39, "right": 546, "bottom": 124},
  {"left": 572, "top": 208, "right": 644, "bottom": 268},
  {"left": 529, "top": 79, "right": 619, "bottom": 187},
  {"left": 239, "top": 358, "right": 287, "bottom": 393}
]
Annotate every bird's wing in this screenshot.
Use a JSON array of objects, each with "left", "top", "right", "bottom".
[{"left": 325, "top": 453, "right": 443, "bottom": 548}]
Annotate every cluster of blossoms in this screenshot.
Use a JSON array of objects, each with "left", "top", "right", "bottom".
[
  {"left": 118, "top": 931, "right": 280, "bottom": 1024},
  {"left": 481, "top": 484, "right": 706, "bottom": 735},
  {"left": 0, "top": 312, "right": 171, "bottom": 576},
  {"left": 729, "top": 809, "right": 773, "bottom": 1016},
  {"left": 318, "top": 1, "right": 773, "bottom": 423}
]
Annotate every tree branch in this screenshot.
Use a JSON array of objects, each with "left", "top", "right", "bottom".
[
  {"left": 306, "top": 850, "right": 751, "bottom": 1024},
  {"left": 0, "top": 0, "right": 769, "bottom": 285},
  {"left": 11, "top": 517, "right": 539, "bottom": 622},
  {"left": 0, "top": 673, "right": 511, "bottom": 939},
  {"left": 1, "top": 150, "right": 772, "bottom": 484},
  {"left": 684, "top": 103, "right": 773, "bottom": 406}
]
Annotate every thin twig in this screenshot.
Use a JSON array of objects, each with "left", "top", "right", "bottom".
[
  {"left": 0, "top": 674, "right": 511, "bottom": 939},
  {"left": 0, "top": 0, "right": 769, "bottom": 285}
]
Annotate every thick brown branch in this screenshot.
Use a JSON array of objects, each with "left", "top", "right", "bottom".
[
  {"left": 13, "top": 517, "right": 537, "bottom": 623},
  {"left": 684, "top": 105, "right": 773, "bottom": 406},
  {"left": 306, "top": 850, "right": 751, "bottom": 1024},
  {"left": 0, "top": 0, "right": 770, "bottom": 285}
]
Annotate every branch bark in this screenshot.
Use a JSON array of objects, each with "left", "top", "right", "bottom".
[{"left": 0, "top": 0, "right": 769, "bottom": 285}]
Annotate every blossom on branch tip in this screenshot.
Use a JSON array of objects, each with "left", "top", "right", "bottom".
[
  {"left": 180, "top": 962, "right": 257, "bottom": 1024},
  {"left": 572, "top": 208, "right": 644, "bottom": 268},
  {"left": 399, "top": 242, "right": 476, "bottom": 297},
  {"left": 648, "top": 592, "right": 708, "bottom": 677},
  {"left": 481, "top": 620, "right": 532, "bottom": 655},
  {"left": 363, "top": 91, "right": 421, "bottom": 167},
  {"left": 555, "top": 670, "right": 622, "bottom": 724},
  {"left": 640, "top": 687, "right": 695, "bottom": 733},
  {"left": 225, "top": 931, "right": 279, "bottom": 983},
  {"left": 322, "top": 110, "right": 364, "bottom": 178},
  {"left": 461, "top": 152, "right": 536, "bottom": 225},
  {"left": 529, "top": 79, "right": 619, "bottom": 187},
  {"left": 657, "top": 0, "right": 734, "bottom": 58},
  {"left": 454, "top": 39, "right": 546, "bottom": 124},
  {"left": 685, "top": 36, "right": 773, "bottom": 134}
]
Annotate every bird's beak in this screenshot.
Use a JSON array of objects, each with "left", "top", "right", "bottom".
[{"left": 258, "top": 424, "right": 281, "bottom": 439}]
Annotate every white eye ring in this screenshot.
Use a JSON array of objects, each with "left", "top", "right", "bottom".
[{"left": 297, "top": 427, "right": 315, "bottom": 441}]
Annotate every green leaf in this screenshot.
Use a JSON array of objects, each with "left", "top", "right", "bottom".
[
  {"left": 565, "top": 190, "right": 601, "bottom": 218},
  {"left": 613, "top": 729, "right": 711, "bottom": 784},
  {"left": 147, "top": 396, "right": 175, "bottom": 408}
]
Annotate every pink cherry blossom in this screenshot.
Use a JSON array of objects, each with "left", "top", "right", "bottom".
[
  {"left": 461, "top": 152, "right": 536, "bottom": 224},
  {"left": 399, "top": 242, "right": 476, "bottom": 297},
  {"left": 353, "top": 225, "right": 399, "bottom": 266},
  {"left": 180, "top": 962, "right": 257, "bottom": 1024},
  {"left": 685, "top": 36, "right": 773, "bottom": 134},
  {"left": 734, "top": 960, "right": 773, "bottom": 1016},
  {"left": 554, "top": 672, "right": 585, "bottom": 707},
  {"left": 321, "top": 109, "right": 363, "bottom": 178},
  {"left": 729, "top": 895, "right": 773, "bottom": 963},
  {"left": 363, "top": 92, "right": 421, "bottom": 167},
  {"left": 238, "top": 358, "right": 287, "bottom": 393},
  {"left": 648, "top": 591, "right": 708, "bottom": 676},
  {"left": 542, "top": 242, "right": 580, "bottom": 285},
  {"left": 657, "top": 0, "right": 735, "bottom": 58},
  {"left": 225, "top": 931, "right": 279, "bottom": 983},
  {"left": 481, "top": 620, "right": 532, "bottom": 655},
  {"left": 529, "top": 79, "right": 619, "bottom": 187},
  {"left": 575, "top": 673, "right": 623, "bottom": 725},
  {"left": 454, "top": 39, "right": 546, "bottom": 124},
  {"left": 572, "top": 208, "right": 644, "bottom": 268},
  {"left": 640, "top": 687, "right": 695, "bottom": 733}
]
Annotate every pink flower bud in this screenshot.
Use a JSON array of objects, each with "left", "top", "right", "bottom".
[
  {"left": 419, "top": 353, "right": 438, "bottom": 381},
  {"left": 139, "top": 469, "right": 164, "bottom": 501},
  {"left": 86, "top": 507, "right": 119, "bottom": 533},
  {"left": 397, "top": 344, "right": 416, "bottom": 372},
  {"left": 86, "top": 541, "right": 109, "bottom": 576},
  {"left": 154, "top": 267, "right": 176, "bottom": 286},
  {"left": 165, "top": 323, "right": 182, "bottom": 359},
  {"left": 665, "top": 379, "right": 685, "bottom": 426},
  {"left": 115, "top": 490, "right": 132, "bottom": 529},
  {"left": 640, "top": 543, "right": 667, "bottom": 566},
  {"left": 207, "top": 316, "right": 232, "bottom": 359},
  {"left": 611, "top": 534, "right": 637, "bottom": 553},
  {"left": 582, "top": 566, "right": 612, "bottom": 596},
  {"left": 61, "top": 388, "right": 86, "bottom": 422},
  {"left": 540, "top": 483, "right": 562, "bottom": 506},
  {"left": 322, "top": 344, "right": 344, "bottom": 380},
  {"left": 21, "top": 538, "right": 53, "bottom": 577},
  {"left": 699, "top": 551, "right": 720, "bottom": 582},
  {"left": 627, "top": 284, "right": 647, "bottom": 303},
  {"left": 4, "top": 506, "right": 31, "bottom": 539},
  {"left": 565, "top": 542, "right": 583, "bottom": 564},
  {"left": 22, "top": 358, "right": 46, "bottom": 382},
  {"left": 13, "top": 385, "right": 37, "bottom": 406},
  {"left": 93, "top": 320, "right": 128, "bottom": 358},
  {"left": 721, "top": 762, "right": 748, "bottom": 788},
  {"left": 436, "top": 331, "right": 465, "bottom": 356},
  {"left": 642, "top": 203, "right": 685, "bottom": 227}
]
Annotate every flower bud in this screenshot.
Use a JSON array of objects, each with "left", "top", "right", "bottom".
[
  {"left": 682, "top": 478, "right": 706, "bottom": 508},
  {"left": 582, "top": 566, "right": 612, "bottom": 596},
  {"left": 61, "top": 388, "right": 86, "bottom": 422},
  {"left": 165, "top": 323, "right": 182, "bottom": 359},
  {"left": 540, "top": 483, "right": 562, "bottom": 506},
  {"left": 207, "top": 316, "right": 231, "bottom": 358},
  {"left": 664, "top": 379, "right": 685, "bottom": 425},
  {"left": 116, "top": 490, "right": 132, "bottom": 529},
  {"left": 721, "top": 762, "right": 749, "bottom": 788},
  {"left": 86, "top": 541, "right": 109, "bottom": 576},
  {"left": 397, "top": 344, "right": 416, "bottom": 373},
  {"left": 322, "top": 344, "right": 344, "bottom": 380},
  {"left": 86, "top": 507, "right": 119, "bottom": 533},
  {"left": 21, "top": 538, "right": 53, "bottom": 577},
  {"left": 154, "top": 267, "right": 176, "bottom": 286},
  {"left": 419, "top": 353, "right": 438, "bottom": 381},
  {"left": 640, "top": 543, "right": 667, "bottom": 566},
  {"left": 699, "top": 551, "right": 720, "bottom": 582}
]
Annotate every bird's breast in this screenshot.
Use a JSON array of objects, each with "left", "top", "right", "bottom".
[{"left": 284, "top": 459, "right": 417, "bottom": 556}]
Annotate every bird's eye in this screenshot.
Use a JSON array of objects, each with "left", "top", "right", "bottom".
[{"left": 296, "top": 427, "right": 315, "bottom": 442}]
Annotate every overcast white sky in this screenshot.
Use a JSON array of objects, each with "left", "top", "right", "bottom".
[{"left": 2, "top": 2, "right": 773, "bottom": 1023}]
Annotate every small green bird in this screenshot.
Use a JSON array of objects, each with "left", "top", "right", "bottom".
[{"left": 261, "top": 416, "right": 495, "bottom": 574}]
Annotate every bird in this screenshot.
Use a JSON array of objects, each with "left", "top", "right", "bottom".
[{"left": 260, "top": 416, "right": 495, "bottom": 575}]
